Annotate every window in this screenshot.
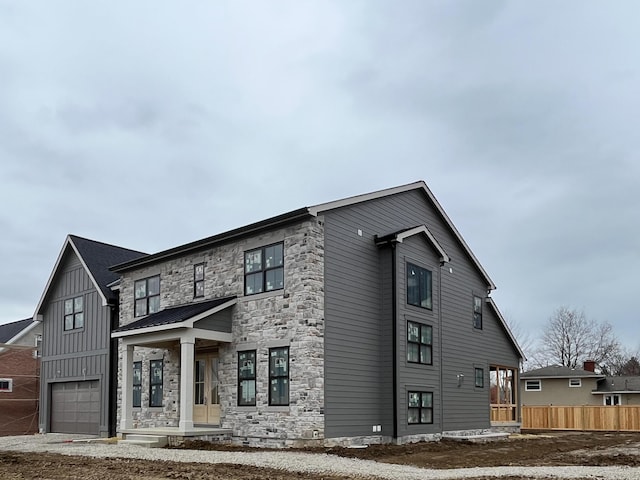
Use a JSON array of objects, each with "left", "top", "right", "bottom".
[
  {"left": 569, "top": 378, "right": 582, "bottom": 388},
  {"left": 64, "top": 296, "right": 84, "bottom": 330},
  {"left": 604, "top": 394, "right": 621, "bottom": 406},
  {"left": 194, "top": 263, "right": 205, "bottom": 298},
  {"left": 473, "top": 295, "right": 483, "bottom": 329},
  {"left": 408, "top": 391, "right": 433, "bottom": 424},
  {"left": 407, "top": 263, "right": 432, "bottom": 309},
  {"left": 475, "top": 368, "right": 484, "bottom": 388},
  {"left": 149, "top": 360, "right": 163, "bottom": 407},
  {"left": 34, "top": 334, "right": 42, "bottom": 358},
  {"left": 269, "top": 346, "right": 289, "bottom": 406},
  {"left": 238, "top": 350, "right": 256, "bottom": 406},
  {"left": 525, "top": 379, "right": 541, "bottom": 391},
  {"left": 0, "top": 379, "right": 12, "bottom": 392},
  {"left": 245, "top": 243, "right": 284, "bottom": 295},
  {"left": 407, "top": 321, "right": 432, "bottom": 364},
  {"left": 135, "top": 275, "right": 160, "bottom": 317},
  {"left": 132, "top": 361, "right": 142, "bottom": 408}
]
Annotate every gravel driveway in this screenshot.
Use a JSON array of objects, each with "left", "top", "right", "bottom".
[{"left": 2, "top": 434, "right": 640, "bottom": 479}]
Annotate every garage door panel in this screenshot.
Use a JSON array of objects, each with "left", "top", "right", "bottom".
[{"left": 50, "top": 381, "right": 100, "bottom": 435}]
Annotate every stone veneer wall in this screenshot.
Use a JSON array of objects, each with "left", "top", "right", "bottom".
[{"left": 117, "top": 219, "right": 325, "bottom": 446}]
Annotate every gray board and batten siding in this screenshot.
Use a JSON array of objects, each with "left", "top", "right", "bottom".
[{"left": 321, "top": 188, "right": 521, "bottom": 440}]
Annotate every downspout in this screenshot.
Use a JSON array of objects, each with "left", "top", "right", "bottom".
[
  {"left": 438, "top": 264, "right": 444, "bottom": 434},
  {"left": 391, "top": 243, "right": 398, "bottom": 441}
]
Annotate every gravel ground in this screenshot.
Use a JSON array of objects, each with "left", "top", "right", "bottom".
[{"left": 2, "top": 434, "right": 640, "bottom": 479}]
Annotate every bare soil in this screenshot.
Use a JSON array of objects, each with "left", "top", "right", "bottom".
[{"left": 3, "top": 431, "right": 640, "bottom": 479}]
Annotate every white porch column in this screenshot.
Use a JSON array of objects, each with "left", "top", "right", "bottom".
[
  {"left": 179, "top": 338, "right": 195, "bottom": 431},
  {"left": 120, "top": 343, "right": 134, "bottom": 430}
]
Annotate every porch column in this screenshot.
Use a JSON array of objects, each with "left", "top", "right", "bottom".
[
  {"left": 179, "top": 338, "right": 195, "bottom": 431},
  {"left": 120, "top": 343, "right": 134, "bottom": 430}
]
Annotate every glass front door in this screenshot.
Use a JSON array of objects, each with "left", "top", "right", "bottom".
[{"left": 193, "top": 355, "right": 221, "bottom": 425}]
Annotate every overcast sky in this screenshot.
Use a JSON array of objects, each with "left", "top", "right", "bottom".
[{"left": 1, "top": 1, "right": 638, "bottom": 355}]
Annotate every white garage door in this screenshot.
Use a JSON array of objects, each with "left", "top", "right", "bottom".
[{"left": 50, "top": 380, "right": 100, "bottom": 435}]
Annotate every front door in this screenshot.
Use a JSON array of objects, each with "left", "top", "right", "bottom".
[{"left": 193, "top": 355, "right": 220, "bottom": 425}]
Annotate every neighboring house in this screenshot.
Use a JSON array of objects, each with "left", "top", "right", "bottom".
[
  {"left": 0, "top": 318, "right": 42, "bottom": 436},
  {"left": 35, "top": 235, "right": 146, "bottom": 436},
  {"left": 521, "top": 362, "right": 606, "bottom": 406},
  {"left": 111, "top": 180, "right": 524, "bottom": 446},
  {"left": 591, "top": 376, "right": 640, "bottom": 405}
]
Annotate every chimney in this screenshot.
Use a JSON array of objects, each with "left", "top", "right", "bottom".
[{"left": 583, "top": 360, "right": 596, "bottom": 372}]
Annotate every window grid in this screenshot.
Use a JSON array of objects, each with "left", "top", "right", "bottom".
[
  {"left": 64, "top": 296, "right": 84, "bottom": 331},
  {"left": 194, "top": 263, "right": 205, "bottom": 298},
  {"left": 269, "top": 347, "right": 289, "bottom": 406},
  {"left": 238, "top": 351, "right": 257, "bottom": 406},
  {"left": 473, "top": 295, "right": 483, "bottom": 329},
  {"left": 149, "top": 360, "right": 163, "bottom": 407},
  {"left": 407, "top": 321, "right": 432, "bottom": 365},
  {"left": 244, "top": 243, "right": 284, "bottom": 295},
  {"left": 408, "top": 391, "right": 433, "bottom": 424},
  {"left": 135, "top": 276, "right": 160, "bottom": 317},
  {"left": 132, "top": 361, "right": 142, "bottom": 408},
  {"left": 525, "top": 379, "right": 541, "bottom": 391}
]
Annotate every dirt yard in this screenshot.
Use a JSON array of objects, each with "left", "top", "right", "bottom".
[{"left": 2, "top": 431, "right": 640, "bottom": 479}]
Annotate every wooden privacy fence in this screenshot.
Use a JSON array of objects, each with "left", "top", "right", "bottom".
[{"left": 522, "top": 405, "right": 640, "bottom": 431}]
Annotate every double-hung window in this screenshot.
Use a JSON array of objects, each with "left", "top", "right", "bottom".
[
  {"left": 135, "top": 275, "right": 160, "bottom": 317},
  {"left": 245, "top": 243, "right": 284, "bottom": 295},
  {"left": 407, "top": 263, "right": 432, "bottom": 309},
  {"left": 149, "top": 360, "right": 163, "bottom": 407},
  {"left": 238, "top": 350, "right": 256, "bottom": 406},
  {"left": 269, "top": 347, "right": 289, "bottom": 406},
  {"left": 194, "top": 263, "right": 204, "bottom": 298},
  {"left": 407, "top": 321, "right": 432, "bottom": 364},
  {"left": 408, "top": 391, "right": 433, "bottom": 424},
  {"left": 473, "top": 296, "right": 483, "bottom": 329},
  {"left": 132, "top": 361, "right": 142, "bottom": 408},
  {"left": 64, "top": 296, "right": 84, "bottom": 330}
]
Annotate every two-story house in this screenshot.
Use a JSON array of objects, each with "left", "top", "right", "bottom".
[
  {"left": 35, "top": 235, "right": 146, "bottom": 436},
  {"left": 111, "top": 181, "right": 524, "bottom": 447}
]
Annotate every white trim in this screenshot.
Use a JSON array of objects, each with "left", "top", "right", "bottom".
[
  {"left": 4, "top": 320, "right": 38, "bottom": 346},
  {"left": 395, "top": 225, "right": 451, "bottom": 264},
  {"left": 485, "top": 297, "right": 527, "bottom": 360},
  {"left": 0, "top": 378, "right": 13, "bottom": 392},
  {"left": 569, "top": 378, "right": 582, "bottom": 388},
  {"left": 603, "top": 394, "right": 622, "bottom": 406},
  {"left": 308, "top": 180, "right": 496, "bottom": 290},
  {"left": 525, "top": 379, "right": 542, "bottom": 391}
]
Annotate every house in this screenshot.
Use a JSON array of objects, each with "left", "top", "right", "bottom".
[
  {"left": 110, "top": 180, "right": 524, "bottom": 447},
  {"left": 522, "top": 363, "right": 640, "bottom": 407},
  {"left": 35, "top": 235, "right": 146, "bottom": 436},
  {"left": 0, "top": 318, "right": 42, "bottom": 436}
]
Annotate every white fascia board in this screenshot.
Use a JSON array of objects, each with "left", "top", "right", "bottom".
[
  {"left": 395, "top": 225, "right": 451, "bottom": 264},
  {"left": 112, "top": 323, "right": 187, "bottom": 339},
  {"left": 5, "top": 321, "right": 38, "bottom": 345},
  {"left": 190, "top": 328, "right": 233, "bottom": 343},
  {"left": 308, "top": 180, "right": 496, "bottom": 290},
  {"left": 119, "top": 328, "right": 186, "bottom": 346},
  {"left": 486, "top": 297, "right": 527, "bottom": 361}
]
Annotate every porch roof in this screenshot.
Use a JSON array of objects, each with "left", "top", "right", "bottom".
[{"left": 112, "top": 296, "right": 237, "bottom": 339}]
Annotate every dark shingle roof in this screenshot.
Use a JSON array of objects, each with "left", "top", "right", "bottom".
[
  {"left": 113, "top": 296, "right": 236, "bottom": 333},
  {"left": 595, "top": 377, "right": 640, "bottom": 393},
  {"left": 69, "top": 235, "right": 147, "bottom": 302},
  {"left": 522, "top": 365, "right": 605, "bottom": 379},
  {"left": 0, "top": 318, "right": 35, "bottom": 343}
]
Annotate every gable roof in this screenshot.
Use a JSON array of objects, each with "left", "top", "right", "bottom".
[
  {"left": 111, "top": 181, "right": 495, "bottom": 290},
  {"left": 35, "top": 235, "right": 147, "bottom": 316},
  {"left": 375, "top": 225, "right": 451, "bottom": 264},
  {"left": 522, "top": 365, "right": 605, "bottom": 379},
  {"left": 594, "top": 376, "right": 640, "bottom": 394},
  {"left": 0, "top": 318, "right": 36, "bottom": 344},
  {"left": 112, "top": 296, "right": 237, "bottom": 337}
]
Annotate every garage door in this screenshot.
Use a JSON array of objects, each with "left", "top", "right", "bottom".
[{"left": 50, "top": 381, "right": 100, "bottom": 435}]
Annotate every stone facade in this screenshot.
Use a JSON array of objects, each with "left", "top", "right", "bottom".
[{"left": 117, "top": 219, "right": 325, "bottom": 446}]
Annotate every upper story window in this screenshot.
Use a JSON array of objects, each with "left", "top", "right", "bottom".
[
  {"left": 245, "top": 243, "right": 284, "bottom": 295},
  {"left": 525, "top": 379, "right": 541, "bottom": 391},
  {"left": 134, "top": 275, "right": 160, "bottom": 317},
  {"left": 407, "top": 321, "right": 432, "bottom": 364},
  {"left": 269, "top": 346, "right": 289, "bottom": 406},
  {"left": 473, "top": 295, "right": 483, "bottom": 329},
  {"left": 194, "top": 263, "right": 205, "bottom": 298},
  {"left": 238, "top": 350, "right": 256, "bottom": 406},
  {"left": 34, "top": 334, "right": 42, "bottom": 358},
  {"left": 569, "top": 378, "right": 582, "bottom": 388},
  {"left": 0, "top": 379, "right": 12, "bottom": 392},
  {"left": 64, "top": 296, "right": 84, "bottom": 330},
  {"left": 407, "top": 263, "right": 432, "bottom": 309},
  {"left": 475, "top": 368, "right": 485, "bottom": 388}
]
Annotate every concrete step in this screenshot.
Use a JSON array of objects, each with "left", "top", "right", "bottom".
[{"left": 119, "top": 434, "right": 168, "bottom": 448}]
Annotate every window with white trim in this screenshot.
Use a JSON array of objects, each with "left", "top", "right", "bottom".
[
  {"left": 525, "top": 379, "right": 541, "bottom": 391},
  {"left": 0, "top": 379, "right": 12, "bottom": 392},
  {"left": 604, "top": 394, "right": 621, "bottom": 406},
  {"left": 569, "top": 378, "right": 581, "bottom": 387}
]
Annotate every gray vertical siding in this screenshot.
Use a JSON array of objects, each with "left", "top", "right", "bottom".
[
  {"left": 323, "top": 189, "right": 520, "bottom": 439},
  {"left": 39, "top": 250, "right": 114, "bottom": 436}
]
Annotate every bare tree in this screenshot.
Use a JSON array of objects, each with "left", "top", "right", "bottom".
[{"left": 538, "top": 306, "right": 622, "bottom": 369}]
